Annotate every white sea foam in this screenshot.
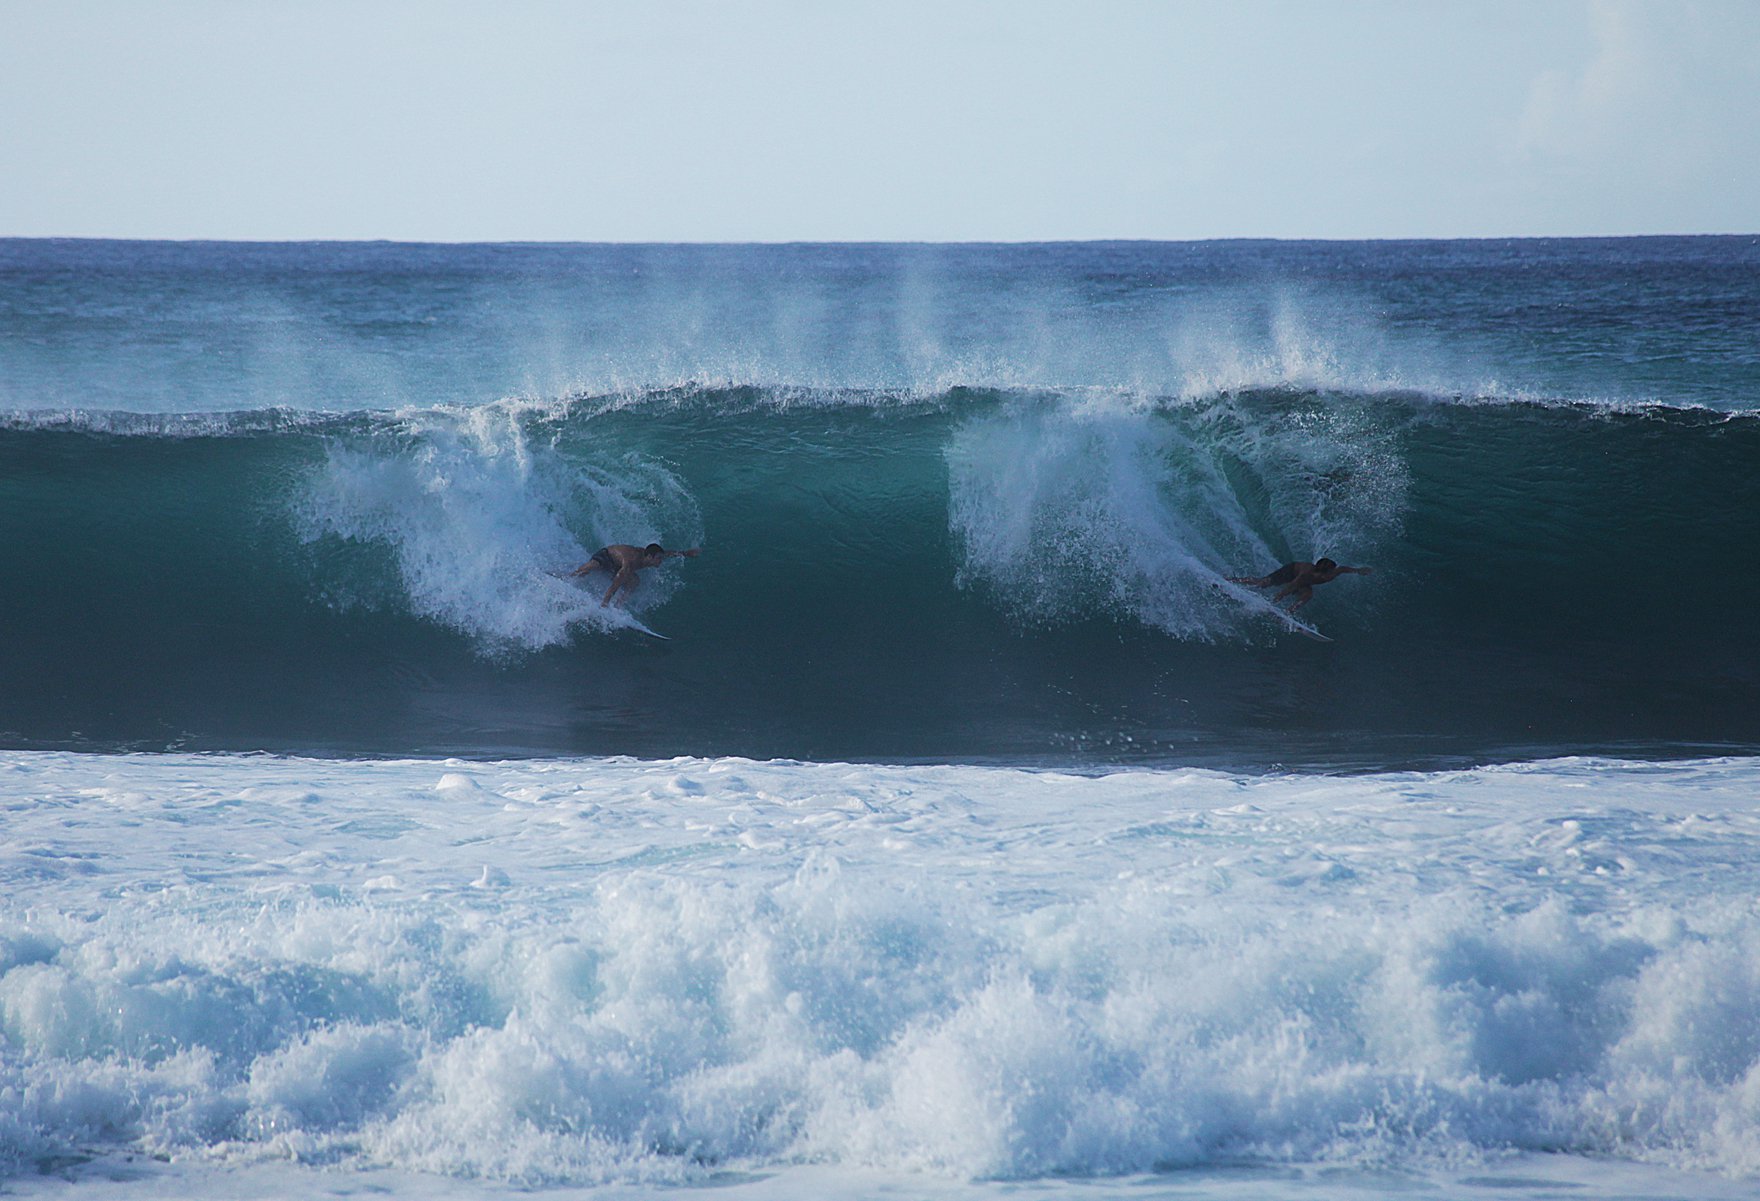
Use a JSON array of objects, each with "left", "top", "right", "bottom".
[{"left": 2, "top": 752, "right": 1759, "bottom": 1199}]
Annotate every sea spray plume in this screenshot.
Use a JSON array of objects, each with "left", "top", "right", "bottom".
[
  {"left": 489, "top": 251, "right": 1459, "bottom": 402},
  {"left": 1237, "top": 394, "right": 1409, "bottom": 559},
  {"left": 293, "top": 403, "right": 703, "bottom": 654},
  {"left": 947, "top": 392, "right": 1257, "bottom": 640},
  {"left": 947, "top": 389, "right": 1406, "bottom": 641},
  {"left": 1149, "top": 285, "right": 1440, "bottom": 402},
  {"left": 12, "top": 239, "right": 1748, "bottom": 418}
]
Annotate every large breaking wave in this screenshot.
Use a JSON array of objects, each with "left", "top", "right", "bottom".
[{"left": 3, "top": 384, "right": 1755, "bottom": 765}]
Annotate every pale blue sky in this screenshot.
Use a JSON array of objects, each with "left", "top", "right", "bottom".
[{"left": 3, "top": 0, "right": 1756, "bottom": 241}]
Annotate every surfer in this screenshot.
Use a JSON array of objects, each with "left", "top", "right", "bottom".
[
  {"left": 1228, "top": 558, "right": 1371, "bottom": 612},
  {"left": 571, "top": 543, "right": 701, "bottom": 607}
]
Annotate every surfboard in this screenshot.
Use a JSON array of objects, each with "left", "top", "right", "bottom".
[
  {"left": 550, "top": 569, "right": 669, "bottom": 639},
  {"left": 1262, "top": 606, "right": 1331, "bottom": 642},
  {"left": 1218, "top": 583, "right": 1334, "bottom": 642}
]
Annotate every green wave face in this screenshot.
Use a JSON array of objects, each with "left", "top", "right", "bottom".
[{"left": 3, "top": 388, "right": 1756, "bottom": 767}]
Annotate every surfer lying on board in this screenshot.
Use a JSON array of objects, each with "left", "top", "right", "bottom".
[
  {"left": 1228, "top": 558, "right": 1372, "bottom": 612},
  {"left": 571, "top": 543, "right": 701, "bottom": 607}
]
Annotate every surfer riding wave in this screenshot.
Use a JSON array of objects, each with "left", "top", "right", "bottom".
[
  {"left": 1228, "top": 557, "right": 1372, "bottom": 612},
  {"left": 571, "top": 542, "right": 701, "bottom": 607}
]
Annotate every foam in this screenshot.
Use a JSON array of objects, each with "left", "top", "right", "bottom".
[
  {"left": 4, "top": 752, "right": 1760, "bottom": 1197},
  {"left": 0, "top": 406, "right": 348, "bottom": 436}
]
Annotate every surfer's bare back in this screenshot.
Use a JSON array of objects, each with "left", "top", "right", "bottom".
[
  {"left": 571, "top": 543, "right": 700, "bottom": 607},
  {"left": 1228, "top": 558, "right": 1371, "bottom": 612}
]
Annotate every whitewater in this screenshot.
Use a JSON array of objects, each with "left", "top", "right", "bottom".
[
  {"left": 7, "top": 751, "right": 1760, "bottom": 1201},
  {"left": 3, "top": 236, "right": 1759, "bottom": 1198}
]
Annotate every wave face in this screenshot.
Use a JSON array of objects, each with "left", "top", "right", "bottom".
[
  {"left": 3, "top": 389, "right": 1756, "bottom": 766},
  {"left": 2, "top": 236, "right": 1758, "bottom": 766}
]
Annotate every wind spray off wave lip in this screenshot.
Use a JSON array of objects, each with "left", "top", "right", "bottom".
[{"left": 4, "top": 237, "right": 1756, "bottom": 415}]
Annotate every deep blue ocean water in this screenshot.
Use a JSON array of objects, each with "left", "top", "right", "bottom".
[{"left": 3, "top": 237, "right": 1756, "bottom": 768}]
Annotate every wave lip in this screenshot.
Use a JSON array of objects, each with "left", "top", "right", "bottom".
[{"left": 0, "top": 405, "right": 355, "bottom": 436}]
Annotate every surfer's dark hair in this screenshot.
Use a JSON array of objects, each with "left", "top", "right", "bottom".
[
  {"left": 1316, "top": 557, "right": 1336, "bottom": 571},
  {"left": 646, "top": 543, "right": 665, "bottom": 555}
]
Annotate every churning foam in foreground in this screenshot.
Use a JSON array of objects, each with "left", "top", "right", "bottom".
[{"left": 3, "top": 752, "right": 1760, "bottom": 1196}]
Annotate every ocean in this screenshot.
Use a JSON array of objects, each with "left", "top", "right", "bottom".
[{"left": 2, "top": 236, "right": 1758, "bottom": 1199}]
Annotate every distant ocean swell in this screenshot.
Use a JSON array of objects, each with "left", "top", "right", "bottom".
[{"left": 2, "top": 385, "right": 1757, "bottom": 763}]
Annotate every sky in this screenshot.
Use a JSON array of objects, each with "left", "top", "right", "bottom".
[{"left": 1, "top": 0, "right": 1757, "bottom": 242}]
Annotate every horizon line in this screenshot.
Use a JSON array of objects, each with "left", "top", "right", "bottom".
[{"left": 4, "top": 231, "right": 1757, "bottom": 248}]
